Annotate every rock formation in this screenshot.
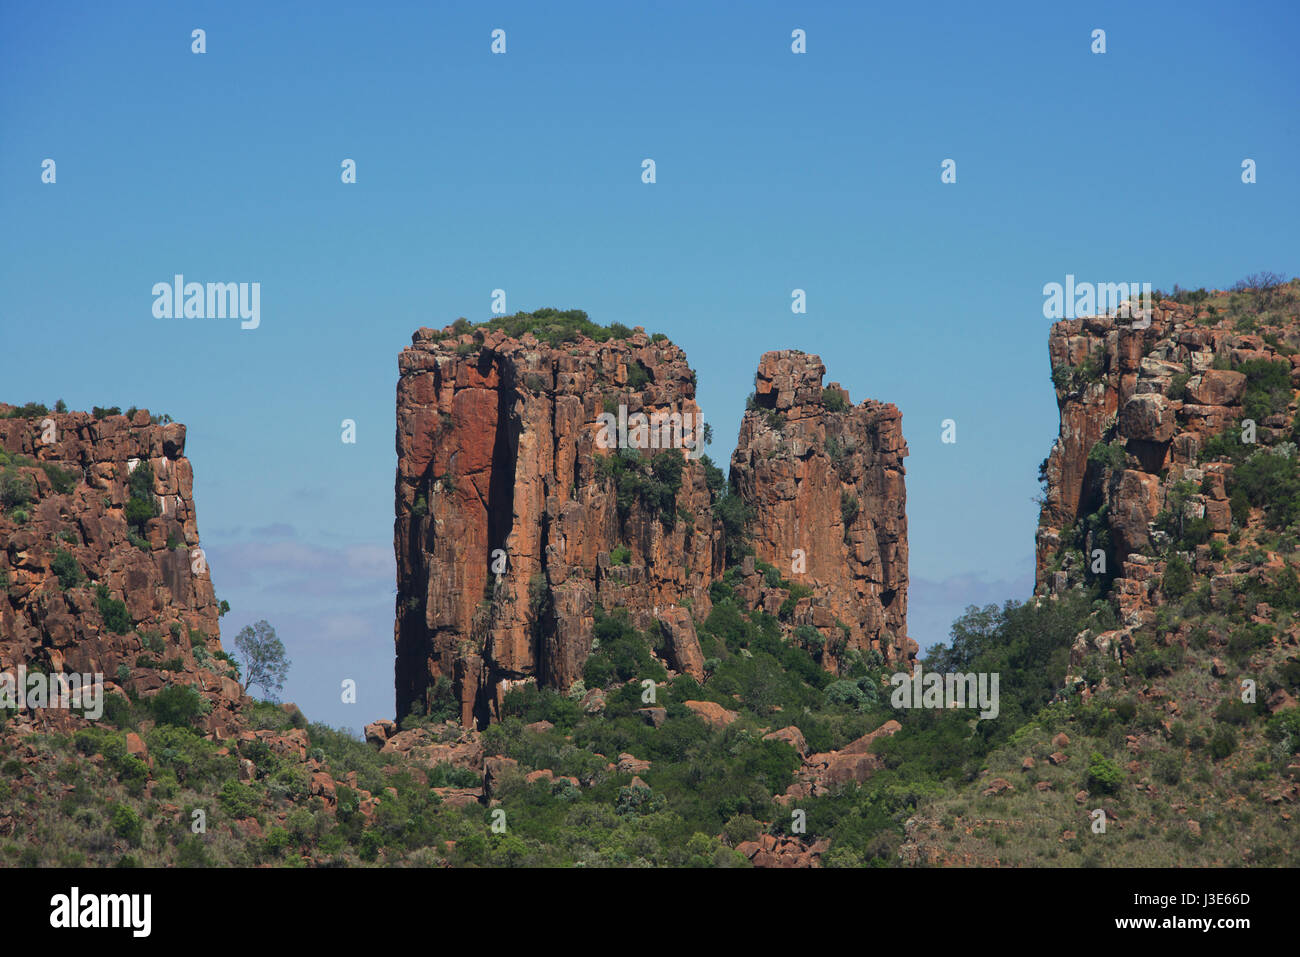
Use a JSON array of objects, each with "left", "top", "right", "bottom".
[
  {"left": 0, "top": 406, "right": 245, "bottom": 735},
  {"left": 729, "top": 351, "right": 914, "bottom": 665},
  {"left": 394, "top": 324, "right": 719, "bottom": 727},
  {"left": 1036, "top": 291, "right": 1299, "bottom": 627},
  {"left": 395, "top": 323, "right": 914, "bottom": 728}
]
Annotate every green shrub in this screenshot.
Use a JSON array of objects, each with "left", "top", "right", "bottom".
[
  {"left": 124, "top": 461, "right": 159, "bottom": 534},
  {"left": 41, "top": 463, "right": 77, "bottom": 495},
  {"left": 625, "top": 362, "right": 651, "bottom": 391},
  {"left": 1238, "top": 359, "right": 1292, "bottom": 423},
  {"left": 822, "top": 388, "right": 848, "bottom": 413},
  {"left": 1233, "top": 449, "right": 1300, "bottom": 529},
  {"left": 109, "top": 803, "right": 143, "bottom": 844},
  {"left": 147, "top": 684, "right": 208, "bottom": 728},
  {"left": 219, "top": 781, "right": 259, "bottom": 819},
  {"left": 1086, "top": 752, "right": 1124, "bottom": 794},
  {"left": 1209, "top": 726, "right": 1237, "bottom": 760},
  {"left": 95, "top": 584, "right": 131, "bottom": 634},
  {"left": 1162, "top": 554, "right": 1192, "bottom": 598},
  {"left": 1087, "top": 440, "right": 1127, "bottom": 473},
  {"left": 840, "top": 491, "right": 859, "bottom": 531},
  {"left": 0, "top": 470, "right": 32, "bottom": 509},
  {"left": 51, "top": 549, "right": 82, "bottom": 589}
]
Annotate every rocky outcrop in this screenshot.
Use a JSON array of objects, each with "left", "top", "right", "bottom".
[
  {"left": 730, "top": 351, "right": 914, "bottom": 666},
  {"left": 0, "top": 406, "right": 245, "bottom": 736},
  {"left": 394, "top": 324, "right": 720, "bottom": 727},
  {"left": 395, "top": 324, "right": 914, "bottom": 727},
  {"left": 1035, "top": 290, "right": 1300, "bottom": 627}
]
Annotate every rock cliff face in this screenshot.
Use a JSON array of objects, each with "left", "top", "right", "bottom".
[
  {"left": 729, "top": 351, "right": 914, "bottom": 665},
  {"left": 394, "top": 325, "right": 720, "bottom": 728},
  {"left": 0, "top": 406, "right": 244, "bottom": 736},
  {"left": 1036, "top": 290, "right": 1300, "bottom": 628},
  {"left": 395, "top": 324, "right": 914, "bottom": 728}
]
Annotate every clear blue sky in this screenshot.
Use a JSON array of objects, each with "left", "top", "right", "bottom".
[{"left": 2, "top": 1, "right": 1296, "bottom": 733}]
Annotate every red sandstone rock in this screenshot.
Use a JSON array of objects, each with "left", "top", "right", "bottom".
[
  {"left": 0, "top": 406, "right": 244, "bottom": 736},
  {"left": 1036, "top": 300, "right": 1298, "bottom": 619},
  {"left": 393, "top": 327, "right": 719, "bottom": 726},
  {"left": 392, "top": 331, "right": 914, "bottom": 728},
  {"left": 683, "top": 700, "right": 738, "bottom": 729},
  {"left": 729, "top": 351, "right": 913, "bottom": 669}
]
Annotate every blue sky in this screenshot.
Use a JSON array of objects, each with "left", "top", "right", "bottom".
[{"left": 2, "top": 0, "right": 1296, "bottom": 732}]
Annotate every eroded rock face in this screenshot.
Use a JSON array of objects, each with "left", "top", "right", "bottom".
[
  {"left": 394, "top": 325, "right": 720, "bottom": 727},
  {"left": 1035, "top": 296, "right": 1300, "bottom": 626},
  {"left": 729, "top": 351, "right": 914, "bottom": 667},
  {"left": 0, "top": 407, "right": 245, "bottom": 736},
  {"left": 395, "top": 330, "right": 914, "bottom": 727}
]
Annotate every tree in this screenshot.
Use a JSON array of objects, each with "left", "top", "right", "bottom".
[{"left": 234, "top": 620, "right": 290, "bottom": 700}]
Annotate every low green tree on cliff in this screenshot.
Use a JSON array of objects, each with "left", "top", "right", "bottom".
[{"left": 234, "top": 620, "right": 290, "bottom": 700}]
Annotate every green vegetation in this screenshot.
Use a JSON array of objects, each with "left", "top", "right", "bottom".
[
  {"left": 1085, "top": 752, "right": 1123, "bottom": 794},
  {"left": 0, "top": 402, "right": 50, "bottom": 419},
  {"left": 125, "top": 461, "right": 159, "bottom": 536},
  {"left": 822, "top": 388, "right": 848, "bottom": 412},
  {"left": 1087, "top": 439, "right": 1126, "bottom": 474},
  {"left": 1051, "top": 347, "right": 1105, "bottom": 394},
  {"left": 95, "top": 584, "right": 131, "bottom": 634},
  {"left": 1238, "top": 358, "right": 1292, "bottom": 423},
  {"left": 51, "top": 549, "right": 82, "bottom": 589},
  {"left": 594, "top": 448, "right": 685, "bottom": 529},
  {"left": 625, "top": 361, "right": 651, "bottom": 391},
  {"left": 840, "top": 491, "right": 859, "bottom": 535},
  {"left": 437, "top": 308, "right": 648, "bottom": 347},
  {"left": 42, "top": 462, "right": 77, "bottom": 495},
  {"left": 234, "top": 620, "right": 291, "bottom": 701}
]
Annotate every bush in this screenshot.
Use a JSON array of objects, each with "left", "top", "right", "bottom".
[
  {"left": 219, "top": 781, "right": 259, "bottom": 819},
  {"left": 51, "top": 549, "right": 82, "bottom": 589},
  {"left": 1086, "top": 752, "right": 1124, "bottom": 794},
  {"left": 1209, "top": 726, "right": 1237, "bottom": 760},
  {"left": 0, "top": 470, "right": 32, "bottom": 509},
  {"left": 41, "top": 463, "right": 77, "bottom": 495},
  {"left": 124, "top": 462, "right": 159, "bottom": 535},
  {"left": 1238, "top": 359, "right": 1292, "bottom": 423},
  {"left": 822, "top": 388, "right": 848, "bottom": 413},
  {"left": 147, "top": 684, "right": 208, "bottom": 728},
  {"left": 840, "top": 491, "right": 859, "bottom": 531},
  {"left": 582, "top": 607, "right": 666, "bottom": 688},
  {"left": 1087, "top": 440, "right": 1127, "bottom": 473},
  {"left": 794, "top": 624, "right": 824, "bottom": 651},
  {"left": 1162, "top": 554, "right": 1192, "bottom": 599},
  {"left": 625, "top": 362, "right": 651, "bottom": 391},
  {"left": 95, "top": 584, "right": 131, "bottom": 634},
  {"left": 109, "top": 803, "right": 143, "bottom": 845},
  {"left": 1233, "top": 450, "right": 1300, "bottom": 529},
  {"left": 721, "top": 813, "right": 762, "bottom": 846}
]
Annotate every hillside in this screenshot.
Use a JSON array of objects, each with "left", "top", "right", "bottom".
[
  {"left": 2, "top": 285, "right": 1297, "bottom": 869},
  {"left": 899, "top": 277, "right": 1300, "bottom": 865}
]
